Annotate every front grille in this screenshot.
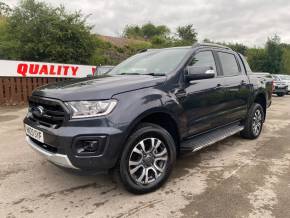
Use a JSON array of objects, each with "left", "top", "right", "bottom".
[{"left": 28, "top": 96, "right": 68, "bottom": 128}]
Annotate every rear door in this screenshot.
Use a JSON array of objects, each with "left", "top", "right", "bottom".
[{"left": 215, "top": 51, "right": 251, "bottom": 124}]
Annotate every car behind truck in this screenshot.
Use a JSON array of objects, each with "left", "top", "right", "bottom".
[{"left": 24, "top": 43, "right": 272, "bottom": 194}]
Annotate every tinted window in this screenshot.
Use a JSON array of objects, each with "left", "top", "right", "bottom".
[
  {"left": 218, "top": 52, "right": 240, "bottom": 76},
  {"left": 239, "top": 54, "right": 252, "bottom": 73},
  {"left": 189, "top": 51, "right": 217, "bottom": 74}
]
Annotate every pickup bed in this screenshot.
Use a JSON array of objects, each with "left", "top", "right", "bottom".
[{"left": 24, "top": 43, "right": 272, "bottom": 194}]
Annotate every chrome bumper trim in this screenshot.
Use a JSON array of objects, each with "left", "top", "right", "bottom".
[{"left": 26, "top": 136, "right": 78, "bottom": 169}]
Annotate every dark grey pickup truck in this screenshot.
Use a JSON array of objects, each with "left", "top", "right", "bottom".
[{"left": 24, "top": 43, "right": 272, "bottom": 194}]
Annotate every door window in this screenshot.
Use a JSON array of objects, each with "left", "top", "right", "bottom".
[
  {"left": 218, "top": 52, "right": 241, "bottom": 76},
  {"left": 189, "top": 51, "right": 217, "bottom": 74}
]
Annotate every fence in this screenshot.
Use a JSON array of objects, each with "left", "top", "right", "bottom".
[{"left": 0, "top": 77, "right": 67, "bottom": 105}]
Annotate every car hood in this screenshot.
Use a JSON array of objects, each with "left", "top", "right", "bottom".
[{"left": 32, "top": 75, "right": 166, "bottom": 101}]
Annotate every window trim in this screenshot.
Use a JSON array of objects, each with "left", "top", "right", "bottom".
[{"left": 216, "top": 51, "right": 242, "bottom": 77}]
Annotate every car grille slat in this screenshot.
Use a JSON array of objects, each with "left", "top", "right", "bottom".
[
  {"left": 45, "top": 109, "right": 65, "bottom": 116},
  {"left": 28, "top": 96, "right": 67, "bottom": 128}
]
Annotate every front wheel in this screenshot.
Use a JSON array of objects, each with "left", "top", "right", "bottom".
[
  {"left": 241, "top": 103, "right": 264, "bottom": 139},
  {"left": 118, "top": 123, "right": 176, "bottom": 194}
]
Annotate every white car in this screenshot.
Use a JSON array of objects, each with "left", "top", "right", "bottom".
[{"left": 277, "top": 74, "right": 290, "bottom": 94}]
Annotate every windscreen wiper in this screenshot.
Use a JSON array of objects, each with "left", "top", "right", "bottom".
[
  {"left": 120, "top": 72, "right": 165, "bottom": 76},
  {"left": 120, "top": 72, "right": 141, "bottom": 75},
  {"left": 143, "top": 73, "right": 165, "bottom": 76}
]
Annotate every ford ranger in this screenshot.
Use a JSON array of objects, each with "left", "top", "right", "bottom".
[{"left": 24, "top": 43, "right": 272, "bottom": 194}]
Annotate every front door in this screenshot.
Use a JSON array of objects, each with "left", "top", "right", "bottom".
[{"left": 178, "top": 50, "right": 225, "bottom": 137}]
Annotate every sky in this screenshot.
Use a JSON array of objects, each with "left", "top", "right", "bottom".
[{"left": 3, "top": 0, "right": 290, "bottom": 47}]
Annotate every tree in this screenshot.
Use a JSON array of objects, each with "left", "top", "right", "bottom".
[
  {"left": 123, "top": 22, "right": 170, "bottom": 40},
  {"left": 0, "top": 2, "right": 11, "bottom": 16},
  {"left": 5, "top": 0, "right": 96, "bottom": 64},
  {"left": 176, "top": 24, "right": 198, "bottom": 45},
  {"left": 281, "top": 47, "right": 290, "bottom": 74},
  {"left": 246, "top": 48, "right": 268, "bottom": 72},
  {"left": 265, "top": 35, "right": 283, "bottom": 74},
  {"left": 123, "top": 25, "right": 143, "bottom": 39},
  {"left": 141, "top": 23, "right": 170, "bottom": 39},
  {"left": 203, "top": 38, "right": 213, "bottom": 43},
  {"left": 226, "top": 43, "right": 248, "bottom": 56}
]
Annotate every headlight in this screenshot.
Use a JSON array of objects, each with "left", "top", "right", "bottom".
[{"left": 66, "top": 100, "right": 117, "bottom": 119}]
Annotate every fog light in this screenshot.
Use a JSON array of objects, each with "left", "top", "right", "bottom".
[{"left": 76, "top": 140, "right": 99, "bottom": 154}]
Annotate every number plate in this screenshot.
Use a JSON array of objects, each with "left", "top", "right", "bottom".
[{"left": 25, "top": 125, "right": 44, "bottom": 143}]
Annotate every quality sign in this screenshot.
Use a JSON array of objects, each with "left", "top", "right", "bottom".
[{"left": 0, "top": 60, "right": 96, "bottom": 78}]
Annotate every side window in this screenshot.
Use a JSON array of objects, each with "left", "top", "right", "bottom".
[
  {"left": 239, "top": 54, "right": 252, "bottom": 73},
  {"left": 218, "top": 52, "right": 241, "bottom": 76},
  {"left": 189, "top": 51, "right": 217, "bottom": 74}
]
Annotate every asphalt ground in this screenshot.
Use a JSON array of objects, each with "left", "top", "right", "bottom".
[{"left": 0, "top": 95, "right": 290, "bottom": 218}]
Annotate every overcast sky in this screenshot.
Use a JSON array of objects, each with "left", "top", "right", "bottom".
[{"left": 3, "top": 0, "right": 290, "bottom": 46}]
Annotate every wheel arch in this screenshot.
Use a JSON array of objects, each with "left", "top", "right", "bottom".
[
  {"left": 253, "top": 92, "right": 267, "bottom": 121},
  {"left": 125, "top": 109, "right": 181, "bottom": 154}
]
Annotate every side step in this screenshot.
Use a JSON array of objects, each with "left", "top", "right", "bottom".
[{"left": 180, "top": 123, "right": 244, "bottom": 152}]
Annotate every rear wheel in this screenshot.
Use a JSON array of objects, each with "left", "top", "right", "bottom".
[
  {"left": 241, "top": 103, "right": 264, "bottom": 139},
  {"left": 118, "top": 123, "right": 176, "bottom": 194}
]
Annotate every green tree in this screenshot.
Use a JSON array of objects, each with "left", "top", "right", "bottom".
[
  {"left": 226, "top": 43, "right": 248, "bottom": 56},
  {"left": 246, "top": 48, "right": 268, "bottom": 72},
  {"left": 0, "top": 2, "right": 11, "bottom": 16},
  {"left": 176, "top": 24, "right": 198, "bottom": 45},
  {"left": 0, "top": 16, "right": 18, "bottom": 59},
  {"left": 123, "top": 25, "right": 143, "bottom": 39},
  {"left": 265, "top": 35, "right": 283, "bottom": 74},
  {"left": 281, "top": 47, "right": 290, "bottom": 74},
  {"left": 123, "top": 22, "right": 170, "bottom": 40},
  {"left": 142, "top": 23, "right": 170, "bottom": 39},
  {"left": 6, "top": 0, "right": 96, "bottom": 64}
]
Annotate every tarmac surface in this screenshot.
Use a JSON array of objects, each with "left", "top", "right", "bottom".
[{"left": 0, "top": 95, "right": 290, "bottom": 218}]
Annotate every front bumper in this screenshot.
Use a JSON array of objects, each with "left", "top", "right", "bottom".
[
  {"left": 26, "top": 136, "right": 77, "bottom": 169},
  {"left": 24, "top": 116, "right": 127, "bottom": 171}
]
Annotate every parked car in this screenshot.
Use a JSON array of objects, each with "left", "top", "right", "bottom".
[
  {"left": 253, "top": 72, "right": 274, "bottom": 104},
  {"left": 277, "top": 74, "right": 290, "bottom": 94},
  {"left": 24, "top": 43, "right": 271, "bottom": 194},
  {"left": 272, "top": 75, "right": 288, "bottom": 97}
]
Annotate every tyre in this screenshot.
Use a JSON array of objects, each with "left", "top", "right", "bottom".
[
  {"left": 241, "top": 103, "right": 264, "bottom": 139},
  {"left": 118, "top": 123, "right": 176, "bottom": 194},
  {"left": 277, "top": 93, "right": 285, "bottom": 97}
]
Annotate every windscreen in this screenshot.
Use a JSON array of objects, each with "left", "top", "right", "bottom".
[{"left": 109, "top": 48, "right": 190, "bottom": 76}]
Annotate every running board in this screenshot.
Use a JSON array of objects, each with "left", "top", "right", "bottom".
[{"left": 180, "top": 123, "right": 244, "bottom": 153}]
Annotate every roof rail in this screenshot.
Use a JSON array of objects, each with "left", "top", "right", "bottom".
[{"left": 193, "top": 42, "right": 232, "bottom": 50}]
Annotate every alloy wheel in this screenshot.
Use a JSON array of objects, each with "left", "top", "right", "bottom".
[
  {"left": 252, "top": 109, "right": 263, "bottom": 136},
  {"left": 128, "top": 137, "right": 168, "bottom": 185}
]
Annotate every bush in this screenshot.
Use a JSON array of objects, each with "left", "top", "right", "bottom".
[{"left": 4, "top": 0, "right": 96, "bottom": 64}]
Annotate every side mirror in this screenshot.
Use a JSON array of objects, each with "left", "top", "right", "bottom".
[{"left": 185, "top": 66, "right": 215, "bottom": 81}]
